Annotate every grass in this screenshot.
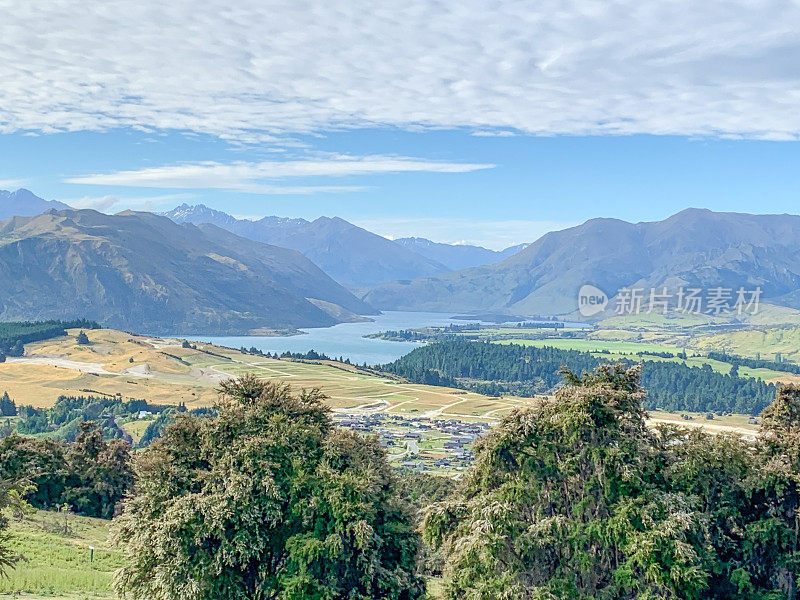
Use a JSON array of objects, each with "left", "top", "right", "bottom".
[
  {"left": 646, "top": 410, "right": 758, "bottom": 437},
  {"left": 0, "top": 509, "right": 119, "bottom": 598},
  {"left": 496, "top": 338, "right": 681, "bottom": 354},
  {"left": 493, "top": 337, "right": 797, "bottom": 384},
  {"left": 119, "top": 418, "right": 153, "bottom": 443},
  {"left": 0, "top": 329, "right": 532, "bottom": 422},
  {"left": 690, "top": 326, "right": 800, "bottom": 363}
]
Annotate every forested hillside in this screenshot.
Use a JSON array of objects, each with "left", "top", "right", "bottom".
[{"left": 382, "top": 340, "right": 777, "bottom": 414}]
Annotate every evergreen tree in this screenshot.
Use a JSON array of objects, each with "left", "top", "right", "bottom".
[
  {"left": 751, "top": 384, "right": 800, "bottom": 598},
  {"left": 76, "top": 331, "right": 90, "bottom": 345},
  {"left": 114, "top": 376, "right": 424, "bottom": 600},
  {"left": 424, "top": 364, "right": 708, "bottom": 599},
  {"left": 0, "top": 424, "right": 132, "bottom": 518},
  {"left": 0, "top": 392, "right": 15, "bottom": 417},
  {"left": 62, "top": 422, "right": 133, "bottom": 519}
]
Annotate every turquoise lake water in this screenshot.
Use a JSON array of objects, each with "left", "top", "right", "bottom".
[{"left": 187, "top": 311, "right": 478, "bottom": 365}]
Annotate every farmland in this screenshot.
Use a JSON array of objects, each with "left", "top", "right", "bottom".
[
  {"left": 0, "top": 328, "right": 531, "bottom": 420},
  {"left": 0, "top": 329, "right": 762, "bottom": 440}
]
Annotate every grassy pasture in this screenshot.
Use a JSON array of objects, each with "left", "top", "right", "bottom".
[
  {"left": 0, "top": 330, "right": 531, "bottom": 422},
  {"left": 493, "top": 338, "right": 796, "bottom": 383},
  {"left": 0, "top": 509, "right": 120, "bottom": 598}
]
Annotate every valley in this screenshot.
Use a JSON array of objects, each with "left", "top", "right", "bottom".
[{"left": 0, "top": 326, "right": 769, "bottom": 436}]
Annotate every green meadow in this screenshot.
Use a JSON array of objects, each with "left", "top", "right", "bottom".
[{"left": 0, "top": 509, "right": 120, "bottom": 599}]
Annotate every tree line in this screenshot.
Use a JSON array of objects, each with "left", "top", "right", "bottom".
[
  {"left": 0, "top": 319, "right": 100, "bottom": 359},
  {"left": 3, "top": 371, "right": 800, "bottom": 597},
  {"left": 12, "top": 395, "right": 170, "bottom": 442},
  {"left": 708, "top": 350, "right": 800, "bottom": 375},
  {"left": 381, "top": 340, "right": 778, "bottom": 414},
  {"left": 424, "top": 365, "right": 800, "bottom": 599}
]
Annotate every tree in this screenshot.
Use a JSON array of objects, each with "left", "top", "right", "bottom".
[
  {"left": 63, "top": 422, "right": 133, "bottom": 519},
  {"left": 0, "top": 435, "right": 68, "bottom": 509},
  {"left": 660, "top": 427, "right": 763, "bottom": 598},
  {"left": 76, "top": 331, "right": 90, "bottom": 345},
  {"left": 114, "top": 375, "right": 424, "bottom": 600},
  {"left": 423, "top": 364, "right": 708, "bottom": 600},
  {"left": 0, "top": 423, "right": 133, "bottom": 518},
  {"left": 0, "top": 392, "right": 15, "bottom": 417},
  {"left": 0, "top": 478, "right": 24, "bottom": 574},
  {"left": 751, "top": 384, "right": 800, "bottom": 598}
]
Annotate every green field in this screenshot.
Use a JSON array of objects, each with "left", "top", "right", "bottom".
[
  {"left": 0, "top": 508, "right": 446, "bottom": 600},
  {"left": 0, "top": 329, "right": 536, "bottom": 421},
  {"left": 496, "top": 337, "right": 681, "bottom": 354},
  {"left": 494, "top": 338, "right": 795, "bottom": 383},
  {"left": 0, "top": 509, "right": 119, "bottom": 598}
]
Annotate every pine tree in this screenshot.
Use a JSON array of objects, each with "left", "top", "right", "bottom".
[{"left": 0, "top": 393, "right": 15, "bottom": 417}]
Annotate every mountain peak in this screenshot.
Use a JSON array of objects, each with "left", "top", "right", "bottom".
[
  {"left": 161, "top": 203, "right": 238, "bottom": 226},
  {"left": 161, "top": 204, "right": 448, "bottom": 287},
  {"left": 366, "top": 208, "right": 800, "bottom": 316},
  {"left": 0, "top": 188, "right": 71, "bottom": 220}
]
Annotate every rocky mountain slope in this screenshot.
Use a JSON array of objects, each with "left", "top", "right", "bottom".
[
  {"left": 0, "top": 209, "right": 374, "bottom": 334},
  {"left": 0, "top": 189, "right": 70, "bottom": 219},
  {"left": 163, "top": 204, "right": 449, "bottom": 289},
  {"left": 365, "top": 209, "right": 800, "bottom": 316}
]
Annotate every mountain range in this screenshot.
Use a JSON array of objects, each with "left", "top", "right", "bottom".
[
  {"left": 5, "top": 190, "right": 800, "bottom": 326},
  {"left": 0, "top": 189, "right": 70, "bottom": 219},
  {"left": 394, "top": 237, "right": 528, "bottom": 271},
  {"left": 0, "top": 209, "right": 374, "bottom": 334},
  {"left": 162, "top": 204, "right": 524, "bottom": 289},
  {"left": 162, "top": 204, "right": 450, "bottom": 290},
  {"left": 365, "top": 209, "right": 800, "bottom": 317}
]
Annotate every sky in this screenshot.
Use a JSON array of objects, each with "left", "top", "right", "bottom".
[{"left": 2, "top": 0, "right": 800, "bottom": 249}]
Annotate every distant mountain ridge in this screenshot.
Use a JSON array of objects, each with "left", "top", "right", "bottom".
[
  {"left": 0, "top": 209, "right": 374, "bottom": 334},
  {"left": 0, "top": 189, "right": 70, "bottom": 219},
  {"left": 162, "top": 204, "right": 449, "bottom": 289},
  {"left": 394, "top": 237, "right": 529, "bottom": 270},
  {"left": 365, "top": 208, "right": 800, "bottom": 316}
]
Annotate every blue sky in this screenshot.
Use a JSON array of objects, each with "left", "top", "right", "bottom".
[{"left": 2, "top": 1, "right": 800, "bottom": 249}]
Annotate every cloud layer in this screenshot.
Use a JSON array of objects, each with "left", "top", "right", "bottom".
[
  {"left": 66, "top": 155, "right": 494, "bottom": 193},
  {"left": 3, "top": 1, "right": 800, "bottom": 140}
]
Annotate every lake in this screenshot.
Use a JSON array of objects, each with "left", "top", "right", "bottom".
[{"left": 188, "top": 311, "right": 475, "bottom": 365}]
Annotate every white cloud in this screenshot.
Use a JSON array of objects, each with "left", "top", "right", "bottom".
[
  {"left": 470, "top": 131, "right": 518, "bottom": 138},
  {"left": 62, "top": 192, "right": 198, "bottom": 212},
  {"left": 66, "top": 195, "right": 121, "bottom": 211},
  {"left": 351, "top": 217, "right": 578, "bottom": 251},
  {"left": 65, "top": 155, "right": 493, "bottom": 193},
  {"left": 2, "top": 1, "right": 800, "bottom": 141},
  {"left": 0, "top": 179, "right": 29, "bottom": 189}
]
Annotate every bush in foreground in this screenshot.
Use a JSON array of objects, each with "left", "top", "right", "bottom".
[
  {"left": 115, "top": 375, "right": 424, "bottom": 600},
  {"left": 424, "top": 364, "right": 800, "bottom": 600}
]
